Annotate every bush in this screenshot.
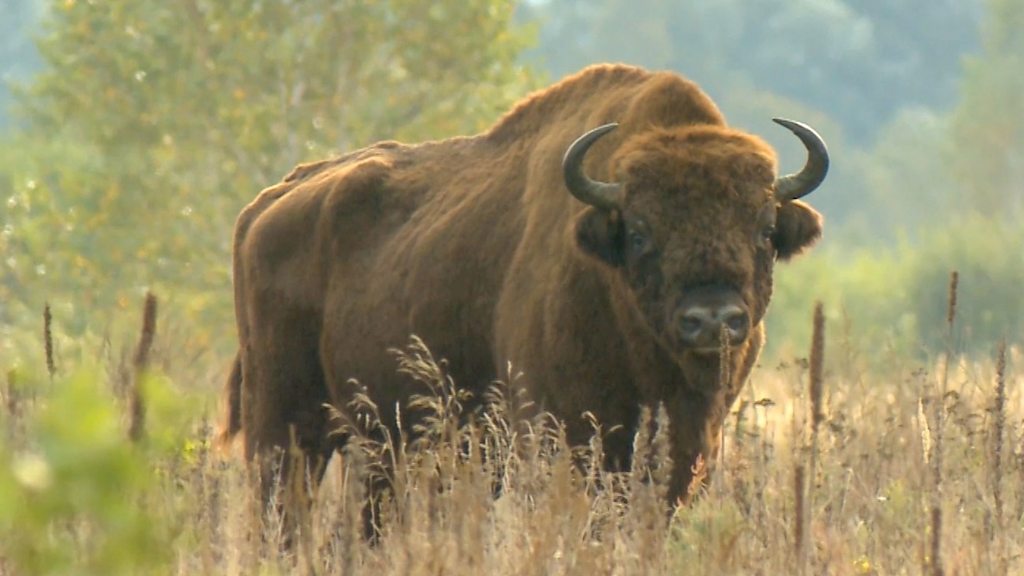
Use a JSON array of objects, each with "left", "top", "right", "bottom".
[
  {"left": 0, "top": 367, "right": 201, "bottom": 575},
  {"left": 767, "top": 214, "right": 1024, "bottom": 362}
]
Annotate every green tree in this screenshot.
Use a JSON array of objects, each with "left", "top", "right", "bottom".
[
  {"left": 2, "top": 0, "right": 538, "bottom": 351},
  {"left": 950, "top": 0, "right": 1024, "bottom": 216},
  {"left": 850, "top": 107, "right": 957, "bottom": 240},
  {"left": 523, "top": 0, "right": 981, "bottom": 145}
]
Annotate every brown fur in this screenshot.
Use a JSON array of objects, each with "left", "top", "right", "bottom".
[{"left": 221, "top": 64, "right": 824, "bottom": 508}]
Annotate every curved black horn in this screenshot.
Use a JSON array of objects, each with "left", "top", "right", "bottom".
[
  {"left": 562, "top": 123, "right": 622, "bottom": 211},
  {"left": 772, "top": 118, "right": 829, "bottom": 202}
]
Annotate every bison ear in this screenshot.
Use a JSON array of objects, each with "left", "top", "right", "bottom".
[
  {"left": 773, "top": 200, "right": 823, "bottom": 261},
  {"left": 574, "top": 208, "right": 625, "bottom": 267}
]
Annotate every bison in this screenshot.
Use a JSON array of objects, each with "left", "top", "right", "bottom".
[{"left": 219, "top": 63, "right": 828, "bottom": 517}]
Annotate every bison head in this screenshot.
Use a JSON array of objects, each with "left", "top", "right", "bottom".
[{"left": 564, "top": 119, "right": 827, "bottom": 356}]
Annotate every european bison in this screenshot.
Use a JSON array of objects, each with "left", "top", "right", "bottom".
[{"left": 220, "top": 63, "right": 828, "bottom": 514}]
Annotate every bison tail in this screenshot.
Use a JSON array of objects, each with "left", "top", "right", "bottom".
[{"left": 215, "top": 352, "right": 243, "bottom": 450}]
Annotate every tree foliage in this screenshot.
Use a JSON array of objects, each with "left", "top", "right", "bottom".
[
  {"left": 523, "top": 0, "right": 981, "bottom": 145},
  {"left": 768, "top": 222, "right": 1024, "bottom": 364},
  {"left": 848, "top": 108, "right": 957, "bottom": 239},
  {"left": 950, "top": 0, "right": 1024, "bottom": 216},
  {"left": 0, "top": 368, "right": 197, "bottom": 575},
  {"left": 1, "top": 0, "right": 538, "bottom": 349},
  {"left": 0, "top": 0, "right": 44, "bottom": 130}
]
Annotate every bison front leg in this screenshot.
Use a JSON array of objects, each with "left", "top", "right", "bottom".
[{"left": 247, "top": 430, "right": 333, "bottom": 549}]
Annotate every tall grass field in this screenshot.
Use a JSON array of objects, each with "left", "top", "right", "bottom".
[{"left": 1, "top": 279, "right": 1021, "bottom": 575}]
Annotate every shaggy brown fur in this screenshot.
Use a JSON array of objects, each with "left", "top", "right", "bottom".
[{"left": 221, "top": 64, "right": 824, "bottom": 511}]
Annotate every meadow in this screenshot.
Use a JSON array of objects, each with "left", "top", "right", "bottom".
[
  {"left": 2, "top": 1, "right": 1022, "bottom": 574},
  {"left": 1, "top": 277, "right": 1021, "bottom": 576}
]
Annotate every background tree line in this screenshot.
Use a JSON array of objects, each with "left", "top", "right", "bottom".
[
  {"left": 1, "top": 0, "right": 1022, "bottom": 361},
  {"left": 0, "top": 0, "right": 537, "bottom": 362}
]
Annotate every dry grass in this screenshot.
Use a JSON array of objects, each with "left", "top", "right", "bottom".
[
  {"left": 3, "top": 301, "right": 1024, "bottom": 575},
  {"left": 171, "top": 345, "right": 1024, "bottom": 574}
]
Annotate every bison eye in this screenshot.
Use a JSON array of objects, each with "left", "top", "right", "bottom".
[
  {"left": 761, "top": 225, "right": 776, "bottom": 243},
  {"left": 628, "top": 230, "right": 650, "bottom": 255}
]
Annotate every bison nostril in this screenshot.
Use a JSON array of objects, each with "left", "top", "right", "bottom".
[
  {"left": 680, "top": 315, "right": 704, "bottom": 336},
  {"left": 718, "top": 307, "right": 749, "bottom": 343},
  {"left": 676, "top": 304, "right": 749, "bottom": 349},
  {"left": 724, "top": 312, "right": 748, "bottom": 333}
]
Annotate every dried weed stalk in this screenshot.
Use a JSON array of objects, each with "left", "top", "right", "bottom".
[
  {"left": 43, "top": 302, "right": 56, "bottom": 380},
  {"left": 129, "top": 292, "right": 158, "bottom": 442}
]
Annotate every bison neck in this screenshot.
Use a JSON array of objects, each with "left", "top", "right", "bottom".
[
  {"left": 603, "top": 279, "right": 763, "bottom": 502},
  {"left": 498, "top": 250, "right": 762, "bottom": 504}
]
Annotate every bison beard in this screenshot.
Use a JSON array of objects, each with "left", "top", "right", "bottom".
[{"left": 220, "top": 64, "right": 828, "bottom": 532}]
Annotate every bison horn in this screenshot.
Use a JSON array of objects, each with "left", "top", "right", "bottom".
[
  {"left": 772, "top": 118, "right": 829, "bottom": 202},
  {"left": 563, "top": 123, "right": 622, "bottom": 211}
]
